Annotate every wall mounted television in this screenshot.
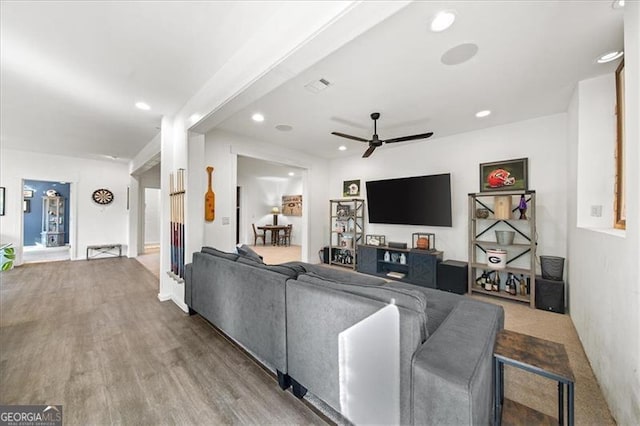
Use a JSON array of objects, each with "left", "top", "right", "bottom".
[{"left": 365, "top": 173, "right": 452, "bottom": 227}]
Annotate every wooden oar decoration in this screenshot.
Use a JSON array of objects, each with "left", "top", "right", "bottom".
[{"left": 205, "top": 166, "right": 215, "bottom": 222}]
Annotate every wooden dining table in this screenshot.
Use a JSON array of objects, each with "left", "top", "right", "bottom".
[{"left": 257, "top": 225, "right": 289, "bottom": 246}]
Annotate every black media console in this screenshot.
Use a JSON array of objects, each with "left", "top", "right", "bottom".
[{"left": 356, "top": 244, "right": 442, "bottom": 289}]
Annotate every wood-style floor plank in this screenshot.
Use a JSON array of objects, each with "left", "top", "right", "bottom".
[{"left": 0, "top": 259, "right": 327, "bottom": 425}]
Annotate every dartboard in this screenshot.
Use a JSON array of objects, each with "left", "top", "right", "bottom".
[{"left": 92, "top": 188, "right": 114, "bottom": 205}]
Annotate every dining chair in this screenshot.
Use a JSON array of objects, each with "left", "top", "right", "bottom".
[
  {"left": 279, "top": 224, "right": 292, "bottom": 247},
  {"left": 252, "top": 223, "right": 266, "bottom": 245}
]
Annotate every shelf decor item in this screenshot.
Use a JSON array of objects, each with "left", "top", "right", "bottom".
[
  {"left": 479, "top": 158, "right": 528, "bottom": 192},
  {"left": 518, "top": 194, "right": 528, "bottom": 219},
  {"left": 365, "top": 235, "right": 386, "bottom": 246},
  {"left": 493, "top": 196, "right": 512, "bottom": 220},
  {"left": 412, "top": 233, "right": 435, "bottom": 250},
  {"left": 495, "top": 230, "right": 515, "bottom": 245}
]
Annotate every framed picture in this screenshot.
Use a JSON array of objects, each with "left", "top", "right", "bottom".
[
  {"left": 365, "top": 234, "right": 386, "bottom": 246},
  {"left": 479, "top": 158, "right": 528, "bottom": 192},
  {"left": 343, "top": 179, "right": 361, "bottom": 197},
  {"left": 0, "top": 187, "right": 5, "bottom": 216},
  {"left": 282, "top": 194, "right": 302, "bottom": 216},
  {"left": 336, "top": 203, "right": 352, "bottom": 217},
  {"left": 23, "top": 189, "right": 34, "bottom": 198}
]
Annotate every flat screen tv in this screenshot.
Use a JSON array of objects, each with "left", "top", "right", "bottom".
[{"left": 365, "top": 173, "right": 452, "bottom": 226}]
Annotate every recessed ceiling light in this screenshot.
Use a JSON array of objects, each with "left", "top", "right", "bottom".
[
  {"left": 475, "top": 110, "right": 491, "bottom": 118},
  {"left": 430, "top": 10, "right": 456, "bottom": 32},
  {"left": 252, "top": 113, "right": 265, "bottom": 122},
  {"left": 288, "top": 172, "right": 295, "bottom": 176},
  {"left": 338, "top": 145, "right": 347, "bottom": 151},
  {"left": 135, "top": 101, "right": 150, "bottom": 111},
  {"left": 612, "top": 0, "right": 625, "bottom": 9},
  {"left": 597, "top": 51, "right": 624, "bottom": 63},
  {"left": 275, "top": 124, "right": 293, "bottom": 132},
  {"left": 189, "top": 114, "right": 201, "bottom": 124}
]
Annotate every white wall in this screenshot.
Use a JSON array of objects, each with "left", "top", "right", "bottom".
[
  {"left": 329, "top": 113, "right": 568, "bottom": 266},
  {"left": 202, "top": 129, "right": 329, "bottom": 260},
  {"left": 0, "top": 149, "right": 130, "bottom": 263},
  {"left": 144, "top": 188, "right": 161, "bottom": 245},
  {"left": 566, "top": 3, "right": 640, "bottom": 424}
]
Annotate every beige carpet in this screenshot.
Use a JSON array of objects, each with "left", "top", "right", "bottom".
[
  {"left": 250, "top": 244, "right": 302, "bottom": 264},
  {"left": 137, "top": 244, "right": 614, "bottom": 423}
]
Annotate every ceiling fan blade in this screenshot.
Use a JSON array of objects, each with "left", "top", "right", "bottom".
[
  {"left": 384, "top": 132, "right": 434, "bottom": 144},
  {"left": 331, "top": 131, "right": 369, "bottom": 143},
  {"left": 362, "top": 145, "right": 377, "bottom": 158}
]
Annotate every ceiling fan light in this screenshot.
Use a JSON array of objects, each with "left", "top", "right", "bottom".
[
  {"left": 430, "top": 11, "right": 456, "bottom": 32},
  {"left": 597, "top": 51, "right": 624, "bottom": 63}
]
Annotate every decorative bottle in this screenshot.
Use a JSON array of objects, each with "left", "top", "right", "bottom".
[
  {"left": 484, "top": 272, "right": 493, "bottom": 291},
  {"left": 399, "top": 253, "right": 406, "bottom": 264},
  {"left": 518, "top": 195, "right": 528, "bottom": 220},
  {"left": 384, "top": 251, "right": 390, "bottom": 262},
  {"left": 492, "top": 272, "right": 500, "bottom": 292}
]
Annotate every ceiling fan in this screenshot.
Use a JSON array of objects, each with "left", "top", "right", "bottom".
[{"left": 331, "top": 112, "right": 433, "bottom": 158}]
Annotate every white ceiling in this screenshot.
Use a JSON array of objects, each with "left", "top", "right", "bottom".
[
  {"left": 217, "top": 1, "right": 624, "bottom": 159},
  {"left": 0, "top": 1, "right": 295, "bottom": 161},
  {"left": 0, "top": 1, "right": 625, "bottom": 163}
]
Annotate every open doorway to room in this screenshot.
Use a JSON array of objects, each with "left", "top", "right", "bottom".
[
  {"left": 22, "top": 179, "right": 71, "bottom": 263},
  {"left": 236, "top": 155, "right": 305, "bottom": 264},
  {"left": 135, "top": 162, "right": 161, "bottom": 279}
]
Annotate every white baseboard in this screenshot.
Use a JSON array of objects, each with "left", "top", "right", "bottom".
[{"left": 157, "top": 292, "right": 171, "bottom": 302}]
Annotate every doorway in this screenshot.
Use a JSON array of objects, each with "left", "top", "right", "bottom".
[
  {"left": 236, "top": 155, "right": 305, "bottom": 264},
  {"left": 22, "top": 179, "right": 71, "bottom": 263}
]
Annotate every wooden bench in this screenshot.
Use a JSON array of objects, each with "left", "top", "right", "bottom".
[{"left": 86, "top": 244, "right": 122, "bottom": 260}]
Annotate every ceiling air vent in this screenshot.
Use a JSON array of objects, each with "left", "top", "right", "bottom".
[{"left": 304, "top": 78, "right": 331, "bottom": 94}]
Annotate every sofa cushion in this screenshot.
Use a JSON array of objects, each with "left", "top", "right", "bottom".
[
  {"left": 236, "top": 257, "right": 299, "bottom": 279},
  {"left": 236, "top": 244, "right": 264, "bottom": 263},
  {"left": 297, "top": 272, "right": 428, "bottom": 340},
  {"left": 201, "top": 246, "right": 239, "bottom": 261},
  {"left": 302, "top": 263, "right": 387, "bottom": 286},
  {"left": 279, "top": 261, "right": 308, "bottom": 275}
]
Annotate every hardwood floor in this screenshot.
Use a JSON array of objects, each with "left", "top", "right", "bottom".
[
  {"left": 1, "top": 258, "right": 614, "bottom": 425},
  {"left": 0, "top": 259, "right": 326, "bottom": 425}
]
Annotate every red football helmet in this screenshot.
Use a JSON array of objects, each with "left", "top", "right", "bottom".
[{"left": 487, "top": 168, "right": 516, "bottom": 188}]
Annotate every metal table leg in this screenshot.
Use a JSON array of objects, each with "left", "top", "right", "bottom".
[{"left": 558, "top": 382, "right": 564, "bottom": 425}]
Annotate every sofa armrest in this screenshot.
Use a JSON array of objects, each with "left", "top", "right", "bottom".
[{"left": 412, "top": 300, "right": 504, "bottom": 425}]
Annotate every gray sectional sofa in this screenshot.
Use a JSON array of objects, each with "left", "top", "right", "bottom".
[{"left": 184, "top": 246, "right": 504, "bottom": 425}]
